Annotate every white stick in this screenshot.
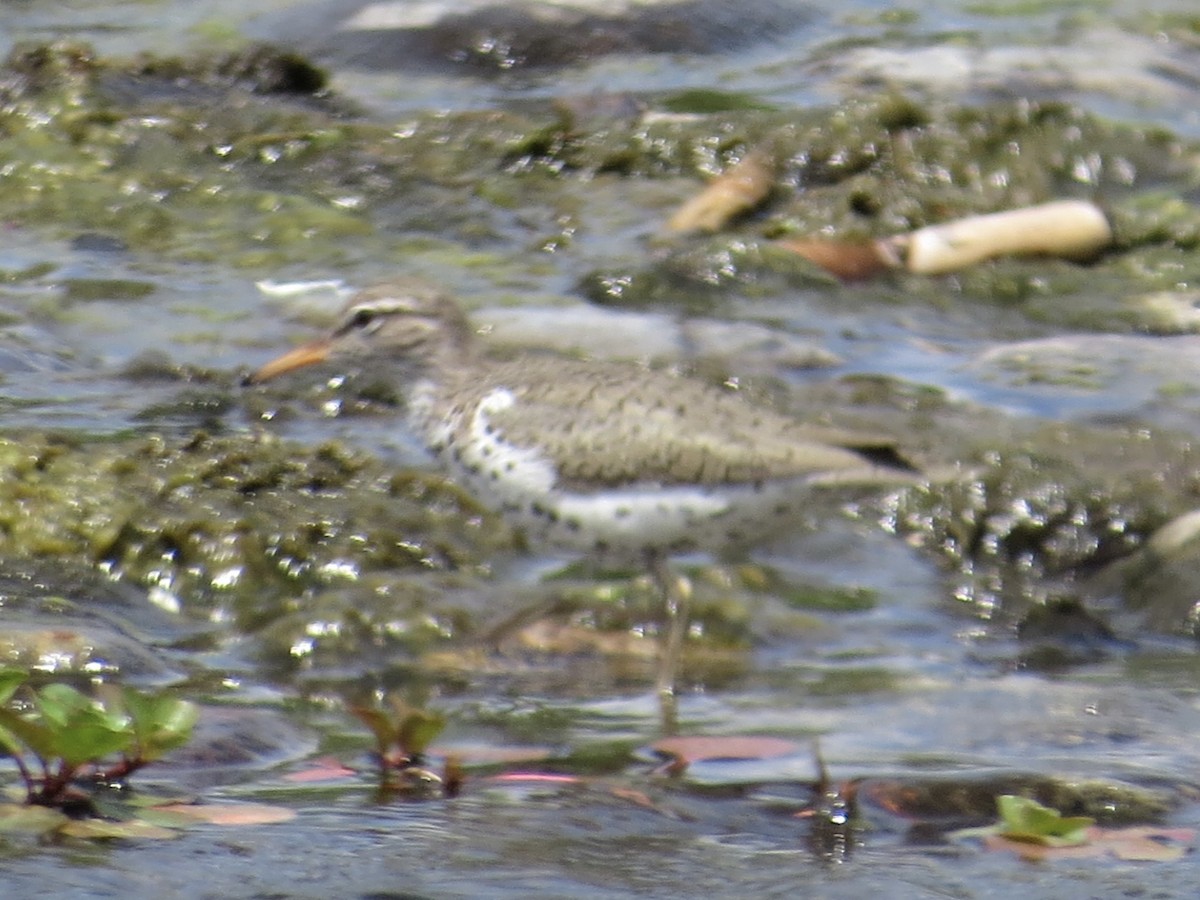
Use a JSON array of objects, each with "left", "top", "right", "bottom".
[{"left": 892, "top": 200, "right": 1112, "bottom": 275}]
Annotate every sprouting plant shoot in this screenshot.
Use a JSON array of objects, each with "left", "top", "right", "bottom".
[{"left": 0, "top": 669, "right": 197, "bottom": 810}]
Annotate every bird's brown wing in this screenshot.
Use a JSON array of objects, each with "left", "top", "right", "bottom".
[{"left": 481, "top": 360, "right": 916, "bottom": 489}]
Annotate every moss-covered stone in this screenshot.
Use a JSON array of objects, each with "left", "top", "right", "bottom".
[
  {"left": 889, "top": 418, "right": 1200, "bottom": 629},
  {"left": 2, "top": 41, "right": 1199, "bottom": 316},
  {"left": 871, "top": 773, "right": 1174, "bottom": 825},
  {"left": 4, "top": 40, "right": 1200, "bottom": 667},
  {"left": 0, "top": 431, "right": 514, "bottom": 627}
]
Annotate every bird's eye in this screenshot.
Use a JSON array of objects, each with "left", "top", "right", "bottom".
[{"left": 333, "top": 306, "right": 379, "bottom": 338}]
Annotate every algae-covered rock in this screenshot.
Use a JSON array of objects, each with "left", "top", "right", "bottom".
[
  {"left": 5, "top": 40, "right": 1200, "bottom": 653},
  {"left": 889, "top": 417, "right": 1200, "bottom": 632},
  {"left": 3, "top": 41, "right": 1199, "bottom": 312},
  {"left": 868, "top": 773, "right": 1174, "bottom": 826},
  {"left": 0, "top": 431, "right": 514, "bottom": 629},
  {"left": 304, "top": 0, "right": 815, "bottom": 74}
]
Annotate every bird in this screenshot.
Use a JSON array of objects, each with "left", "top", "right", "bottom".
[{"left": 247, "top": 279, "right": 925, "bottom": 702}]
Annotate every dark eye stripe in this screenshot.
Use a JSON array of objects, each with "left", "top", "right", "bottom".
[
  {"left": 333, "top": 297, "right": 418, "bottom": 336},
  {"left": 335, "top": 306, "right": 377, "bottom": 336}
]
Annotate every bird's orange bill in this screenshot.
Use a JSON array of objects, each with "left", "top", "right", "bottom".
[{"left": 246, "top": 339, "right": 332, "bottom": 384}]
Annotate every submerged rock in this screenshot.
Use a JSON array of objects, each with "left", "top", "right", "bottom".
[
  {"left": 277, "top": 0, "right": 814, "bottom": 73},
  {"left": 888, "top": 414, "right": 1200, "bottom": 636}
]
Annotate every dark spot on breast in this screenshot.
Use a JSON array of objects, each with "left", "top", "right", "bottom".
[
  {"left": 566, "top": 518, "right": 581, "bottom": 532},
  {"left": 481, "top": 446, "right": 492, "bottom": 457},
  {"left": 773, "top": 503, "right": 791, "bottom": 516},
  {"left": 594, "top": 540, "right": 609, "bottom": 553},
  {"left": 615, "top": 506, "right": 631, "bottom": 519},
  {"left": 505, "top": 461, "right": 515, "bottom": 472},
  {"left": 753, "top": 480, "right": 765, "bottom": 493}
]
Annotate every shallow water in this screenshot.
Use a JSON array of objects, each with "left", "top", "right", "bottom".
[{"left": 2, "top": 1, "right": 1200, "bottom": 897}]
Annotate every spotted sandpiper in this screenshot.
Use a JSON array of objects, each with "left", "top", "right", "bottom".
[{"left": 248, "top": 280, "right": 924, "bottom": 698}]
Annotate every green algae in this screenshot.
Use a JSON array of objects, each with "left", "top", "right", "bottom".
[
  {"left": 4, "top": 39, "right": 1200, "bottom": 657},
  {"left": 964, "top": 0, "right": 1111, "bottom": 16},
  {"left": 782, "top": 584, "right": 878, "bottom": 613},
  {"left": 890, "top": 416, "right": 1200, "bottom": 630},
  {"left": 875, "top": 773, "right": 1173, "bottom": 825},
  {"left": 0, "top": 431, "right": 514, "bottom": 626},
  {"left": 804, "top": 666, "right": 900, "bottom": 697},
  {"left": 0, "top": 42, "right": 376, "bottom": 268},
  {"left": 3, "top": 40, "right": 1200, "bottom": 319}
]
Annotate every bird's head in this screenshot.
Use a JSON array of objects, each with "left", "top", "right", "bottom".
[{"left": 246, "top": 280, "right": 475, "bottom": 384}]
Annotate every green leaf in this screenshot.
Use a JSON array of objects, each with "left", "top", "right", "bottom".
[
  {"left": 0, "top": 669, "right": 28, "bottom": 704},
  {"left": 389, "top": 696, "right": 445, "bottom": 756},
  {"left": 349, "top": 704, "right": 398, "bottom": 757},
  {"left": 49, "top": 712, "right": 132, "bottom": 767},
  {"left": 30, "top": 683, "right": 131, "bottom": 766},
  {"left": 59, "top": 818, "right": 180, "bottom": 840},
  {"left": 0, "top": 802, "right": 69, "bottom": 835},
  {"left": 0, "top": 669, "right": 30, "bottom": 755},
  {"left": 351, "top": 696, "right": 446, "bottom": 757},
  {"left": 0, "top": 706, "right": 58, "bottom": 759},
  {"left": 120, "top": 688, "right": 198, "bottom": 761},
  {"left": 995, "top": 795, "right": 1094, "bottom": 847},
  {"left": 36, "top": 684, "right": 105, "bottom": 729},
  {"left": 0, "top": 723, "right": 20, "bottom": 758},
  {"left": 36, "top": 693, "right": 117, "bottom": 762}
]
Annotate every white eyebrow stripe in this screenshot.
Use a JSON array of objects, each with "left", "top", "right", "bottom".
[{"left": 347, "top": 297, "right": 412, "bottom": 316}]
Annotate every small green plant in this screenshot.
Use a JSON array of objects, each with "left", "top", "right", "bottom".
[
  {"left": 952, "top": 793, "right": 1193, "bottom": 862},
  {"left": 991, "top": 794, "right": 1094, "bottom": 846},
  {"left": 0, "top": 668, "right": 197, "bottom": 811},
  {"left": 350, "top": 692, "right": 456, "bottom": 797}
]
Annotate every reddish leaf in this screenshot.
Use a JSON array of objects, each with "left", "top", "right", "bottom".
[
  {"left": 1105, "top": 827, "right": 1195, "bottom": 862},
  {"left": 154, "top": 802, "right": 296, "bottom": 826},
  {"left": 651, "top": 735, "right": 800, "bottom": 766},
  {"left": 985, "top": 833, "right": 1102, "bottom": 861},
  {"left": 59, "top": 818, "right": 180, "bottom": 840},
  {"left": 283, "top": 756, "right": 357, "bottom": 783},
  {"left": 985, "top": 826, "right": 1194, "bottom": 862},
  {"left": 485, "top": 773, "right": 582, "bottom": 785}
]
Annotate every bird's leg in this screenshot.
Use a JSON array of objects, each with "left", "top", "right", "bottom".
[{"left": 647, "top": 552, "right": 692, "bottom": 707}]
